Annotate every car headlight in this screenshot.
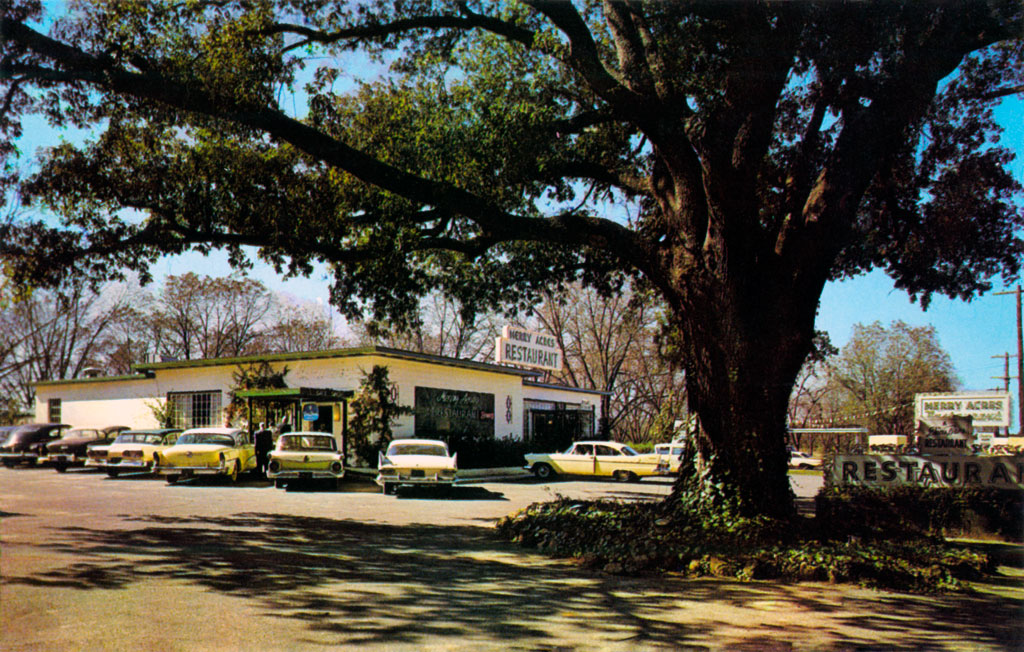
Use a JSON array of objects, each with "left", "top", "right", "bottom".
[
  {"left": 330, "top": 461, "right": 342, "bottom": 473},
  {"left": 268, "top": 460, "right": 280, "bottom": 472}
]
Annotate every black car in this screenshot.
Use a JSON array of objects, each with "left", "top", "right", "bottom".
[
  {"left": 43, "top": 425, "right": 130, "bottom": 472},
  {"left": 0, "top": 423, "right": 71, "bottom": 467}
]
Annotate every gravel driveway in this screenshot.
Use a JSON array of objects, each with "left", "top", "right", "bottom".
[{"left": 1, "top": 467, "right": 1020, "bottom": 651}]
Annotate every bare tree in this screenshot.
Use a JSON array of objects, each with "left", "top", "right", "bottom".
[
  {"left": 0, "top": 282, "right": 132, "bottom": 411},
  {"left": 258, "top": 301, "right": 346, "bottom": 353},
  {"left": 151, "top": 273, "right": 274, "bottom": 360},
  {"left": 353, "top": 292, "right": 500, "bottom": 360},
  {"left": 529, "top": 284, "right": 687, "bottom": 443}
]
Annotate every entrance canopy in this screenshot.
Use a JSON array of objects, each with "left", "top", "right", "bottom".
[{"left": 236, "top": 387, "right": 354, "bottom": 456}]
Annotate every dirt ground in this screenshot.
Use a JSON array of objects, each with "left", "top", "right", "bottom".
[{"left": 1, "top": 467, "right": 1021, "bottom": 651}]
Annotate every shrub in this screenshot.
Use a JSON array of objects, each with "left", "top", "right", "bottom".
[{"left": 815, "top": 485, "right": 1024, "bottom": 542}]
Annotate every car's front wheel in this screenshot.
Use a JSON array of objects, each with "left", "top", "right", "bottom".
[
  {"left": 166, "top": 473, "right": 179, "bottom": 485},
  {"left": 54, "top": 462, "right": 68, "bottom": 473},
  {"left": 106, "top": 469, "right": 120, "bottom": 478},
  {"left": 228, "top": 460, "right": 240, "bottom": 483},
  {"left": 532, "top": 463, "right": 555, "bottom": 480}
]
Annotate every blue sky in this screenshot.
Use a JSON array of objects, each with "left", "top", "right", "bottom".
[{"left": 12, "top": 3, "right": 1024, "bottom": 429}]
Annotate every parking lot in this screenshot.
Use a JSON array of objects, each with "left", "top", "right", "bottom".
[{"left": 2, "top": 467, "right": 1021, "bottom": 651}]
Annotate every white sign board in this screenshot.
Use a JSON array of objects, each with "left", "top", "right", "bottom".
[
  {"left": 914, "top": 392, "right": 1012, "bottom": 428},
  {"left": 495, "top": 326, "right": 562, "bottom": 372},
  {"left": 831, "top": 454, "right": 1024, "bottom": 489}
]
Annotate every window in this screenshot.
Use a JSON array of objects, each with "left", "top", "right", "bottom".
[
  {"left": 166, "top": 391, "right": 222, "bottom": 429},
  {"left": 48, "top": 398, "right": 61, "bottom": 423}
]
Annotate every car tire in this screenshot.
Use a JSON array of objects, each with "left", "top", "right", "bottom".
[
  {"left": 533, "top": 463, "right": 555, "bottom": 480},
  {"left": 274, "top": 479, "right": 283, "bottom": 488},
  {"left": 2, "top": 460, "right": 14, "bottom": 468},
  {"left": 106, "top": 469, "right": 120, "bottom": 478},
  {"left": 166, "top": 474, "right": 179, "bottom": 485},
  {"left": 382, "top": 482, "right": 391, "bottom": 495},
  {"left": 54, "top": 463, "right": 68, "bottom": 473},
  {"left": 229, "top": 460, "right": 240, "bottom": 483}
]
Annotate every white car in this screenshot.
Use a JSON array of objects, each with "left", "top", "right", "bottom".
[
  {"left": 788, "top": 450, "right": 823, "bottom": 469},
  {"left": 86, "top": 428, "right": 182, "bottom": 477},
  {"left": 376, "top": 438, "right": 457, "bottom": 495},
  {"left": 267, "top": 432, "right": 344, "bottom": 488},
  {"left": 653, "top": 442, "right": 687, "bottom": 473}
]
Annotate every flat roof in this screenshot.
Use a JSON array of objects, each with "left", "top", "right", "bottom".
[
  {"left": 133, "top": 345, "right": 541, "bottom": 378},
  {"left": 235, "top": 387, "right": 354, "bottom": 401},
  {"left": 523, "top": 380, "right": 609, "bottom": 396},
  {"left": 34, "top": 373, "right": 153, "bottom": 388}
]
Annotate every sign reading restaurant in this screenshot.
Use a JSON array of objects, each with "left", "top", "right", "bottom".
[
  {"left": 831, "top": 454, "right": 1024, "bottom": 490},
  {"left": 495, "top": 326, "right": 562, "bottom": 372},
  {"left": 914, "top": 392, "right": 1012, "bottom": 429}
]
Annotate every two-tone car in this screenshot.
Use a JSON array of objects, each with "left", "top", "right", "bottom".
[
  {"left": 86, "top": 428, "right": 182, "bottom": 477},
  {"left": 654, "top": 442, "right": 687, "bottom": 474},
  {"left": 153, "top": 427, "right": 256, "bottom": 484},
  {"left": 376, "top": 438, "right": 457, "bottom": 495},
  {"left": 42, "top": 425, "right": 129, "bottom": 472},
  {"left": 267, "top": 432, "right": 344, "bottom": 488},
  {"left": 524, "top": 440, "right": 668, "bottom": 482},
  {"left": 0, "top": 423, "right": 70, "bottom": 467}
]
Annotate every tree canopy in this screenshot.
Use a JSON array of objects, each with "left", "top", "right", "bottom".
[{"left": 2, "top": 0, "right": 1022, "bottom": 518}]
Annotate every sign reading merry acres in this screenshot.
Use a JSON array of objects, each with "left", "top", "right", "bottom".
[
  {"left": 495, "top": 326, "right": 563, "bottom": 372},
  {"left": 915, "top": 392, "right": 1012, "bottom": 428},
  {"left": 831, "top": 454, "right": 1024, "bottom": 489}
]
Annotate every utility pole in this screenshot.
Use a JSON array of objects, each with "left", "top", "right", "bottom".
[
  {"left": 991, "top": 352, "right": 1015, "bottom": 436},
  {"left": 994, "top": 286, "right": 1024, "bottom": 435}
]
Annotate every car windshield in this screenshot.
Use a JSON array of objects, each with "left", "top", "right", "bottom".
[
  {"left": 176, "top": 433, "right": 236, "bottom": 447},
  {"left": 388, "top": 443, "right": 447, "bottom": 457},
  {"left": 116, "top": 433, "right": 167, "bottom": 444},
  {"left": 65, "top": 429, "right": 101, "bottom": 440},
  {"left": 280, "top": 436, "right": 336, "bottom": 451}
]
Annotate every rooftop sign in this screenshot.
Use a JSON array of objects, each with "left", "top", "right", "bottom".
[{"left": 495, "top": 326, "right": 562, "bottom": 372}]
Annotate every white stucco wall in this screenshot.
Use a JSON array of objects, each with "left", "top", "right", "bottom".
[
  {"left": 32, "top": 350, "right": 602, "bottom": 441},
  {"left": 35, "top": 378, "right": 160, "bottom": 429}
]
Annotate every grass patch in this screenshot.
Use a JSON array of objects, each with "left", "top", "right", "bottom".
[{"left": 496, "top": 497, "right": 998, "bottom": 593}]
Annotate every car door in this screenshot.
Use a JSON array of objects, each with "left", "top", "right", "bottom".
[
  {"left": 557, "top": 443, "right": 595, "bottom": 475},
  {"left": 237, "top": 432, "right": 257, "bottom": 471},
  {"left": 594, "top": 444, "right": 625, "bottom": 476}
]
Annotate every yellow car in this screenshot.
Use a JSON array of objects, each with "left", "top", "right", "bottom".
[
  {"left": 267, "top": 432, "right": 344, "bottom": 488},
  {"left": 153, "top": 427, "right": 256, "bottom": 484},
  {"left": 86, "top": 428, "right": 182, "bottom": 477},
  {"left": 524, "top": 440, "right": 668, "bottom": 482}
]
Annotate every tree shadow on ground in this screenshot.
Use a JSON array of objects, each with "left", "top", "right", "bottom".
[{"left": 6, "top": 512, "right": 1023, "bottom": 650}]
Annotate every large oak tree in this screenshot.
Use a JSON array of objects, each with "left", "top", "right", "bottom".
[{"left": 2, "top": 0, "right": 1022, "bottom": 518}]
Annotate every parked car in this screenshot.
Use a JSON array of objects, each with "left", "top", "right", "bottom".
[
  {"left": 0, "top": 423, "right": 71, "bottom": 467},
  {"left": 86, "top": 429, "right": 182, "bottom": 477},
  {"left": 42, "top": 425, "right": 130, "bottom": 472},
  {"left": 788, "top": 450, "right": 823, "bottom": 469},
  {"left": 653, "top": 442, "right": 687, "bottom": 473},
  {"left": 153, "top": 427, "right": 256, "bottom": 484},
  {"left": 376, "top": 438, "right": 457, "bottom": 495},
  {"left": 524, "top": 440, "right": 669, "bottom": 482},
  {"left": 0, "top": 425, "right": 17, "bottom": 447},
  {"left": 267, "top": 432, "right": 345, "bottom": 488}
]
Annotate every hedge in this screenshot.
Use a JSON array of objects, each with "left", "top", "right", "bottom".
[{"left": 815, "top": 485, "right": 1024, "bottom": 542}]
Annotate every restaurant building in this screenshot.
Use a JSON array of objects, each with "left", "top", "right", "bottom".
[{"left": 33, "top": 346, "right": 603, "bottom": 445}]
